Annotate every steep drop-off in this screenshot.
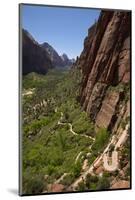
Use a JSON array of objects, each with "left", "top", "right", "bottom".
[
  {"left": 70, "top": 10, "right": 131, "bottom": 190},
  {"left": 21, "top": 10, "right": 131, "bottom": 194},
  {"left": 75, "top": 10, "right": 131, "bottom": 131}
]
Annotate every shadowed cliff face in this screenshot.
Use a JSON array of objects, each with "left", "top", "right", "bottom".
[
  {"left": 75, "top": 11, "right": 131, "bottom": 131},
  {"left": 22, "top": 29, "right": 53, "bottom": 75}
]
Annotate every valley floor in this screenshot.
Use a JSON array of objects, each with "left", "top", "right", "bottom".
[{"left": 22, "top": 69, "right": 130, "bottom": 194}]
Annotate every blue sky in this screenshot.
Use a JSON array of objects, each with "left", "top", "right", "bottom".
[{"left": 22, "top": 5, "right": 100, "bottom": 59}]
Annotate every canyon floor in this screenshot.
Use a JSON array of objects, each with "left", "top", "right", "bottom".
[{"left": 22, "top": 68, "right": 130, "bottom": 194}]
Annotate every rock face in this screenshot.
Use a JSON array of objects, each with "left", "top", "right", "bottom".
[
  {"left": 111, "top": 180, "right": 130, "bottom": 189},
  {"left": 61, "top": 53, "right": 74, "bottom": 66},
  {"left": 22, "top": 29, "right": 74, "bottom": 75},
  {"left": 48, "top": 184, "right": 65, "bottom": 192},
  {"left": 95, "top": 91, "right": 120, "bottom": 129},
  {"left": 41, "top": 42, "right": 64, "bottom": 67},
  {"left": 76, "top": 10, "right": 131, "bottom": 131},
  {"left": 22, "top": 29, "right": 53, "bottom": 75},
  {"left": 42, "top": 43, "right": 74, "bottom": 67}
]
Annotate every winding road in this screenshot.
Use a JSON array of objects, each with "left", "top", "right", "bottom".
[
  {"left": 56, "top": 110, "right": 129, "bottom": 190},
  {"left": 58, "top": 112, "right": 95, "bottom": 141},
  {"left": 55, "top": 111, "right": 95, "bottom": 184},
  {"left": 103, "top": 123, "right": 129, "bottom": 172},
  {"left": 69, "top": 123, "right": 129, "bottom": 190}
]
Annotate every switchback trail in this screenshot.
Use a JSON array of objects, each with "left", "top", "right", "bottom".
[
  {"left": 56, "top": 110, "right": 129, "bottom": 190},
  {"left": 103, "top": 123, "right": 129, "bottom": 172},
  {"left": 69, "top": 123, "right": 129, "bottom": 190},
  {"left": 55, "top": 111, "right": 95, "bottom": 184},
  {"left": 58, "top": 112, "right": 95, "bottom": 141}
]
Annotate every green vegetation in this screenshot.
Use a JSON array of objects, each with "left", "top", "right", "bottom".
[
  {"left": 22, "top": 67, "right": 130, "bottom": 194},
  {"left": 22, "top": 68, "right": 95, "bottom": 194},
  {"left": 120, "top": 134, "right": 130, "bottom": 179},
  {"left": 73, "top": 111, "right": 94, "bottom": 136},
  {"left": 72, "top": 161, "right": 82, "bottom": 178},
  {"left": 76, "top": 173, "right": 110, "bottom": 191},
  {"left": 108, "top": 82, "right": 130, "bottom": 104},
  {"left": 23, "top": 67, "right": 130, "bottom": 194},
  {"left": 22, "top": 173, "right": 45, "bottom": 194},
  {"left": 77, "top": 181, "right": 86, "bottom": 191},
  {"left": 121, "top": 116, "right": 130, "bottom": 129},
  {"left": 96, "top": 176, "right": 110, "bottom": 190},
  {"left": 108, "top": 82, "right": 130, "bottom": 93},
  {"left": 92, "top": 128, "right": 109, "bottom": 153},
  {"left": 87, "top": 128, "right": 109, "bottom": 165},
  {"left": 60, "top": 174, "right": 75, "bottom": 186}
]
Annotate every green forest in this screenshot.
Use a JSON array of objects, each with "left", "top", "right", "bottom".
[{"left": 22, "top": 68, "right": 112, "bottom": 194}]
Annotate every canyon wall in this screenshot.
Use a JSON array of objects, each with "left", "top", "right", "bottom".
[
  {"left": 76, "top": 10, "right": 131, "bottom": 131},
  {"left": 22, "top": 29, "right": 53, "bottom": 75}
]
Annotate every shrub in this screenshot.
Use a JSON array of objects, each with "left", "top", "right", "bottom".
[
  {"left": 47, "top": 165, "right": 55, "bottom": 175},
  {"left": 48, "top": 149, "right": 64, "bottom": 166},
  {"left": 85, "top": 174, "right": 99, "bottom": 189},
  {"left": 72, "top": 161, "right": 82, "bottom": 178},
  {"left": 92, "top": 128, "right": 109, "bottom": 153},
  {"left": 58, "top": 132, "right": 66, "bottom": 151},
  {"left": 24, "top": 117, "right": 50, "bottom": 136},
  {"left": 88, "top": 154, "right": 97, "bottom": 165},
  {"left": 23, "top": 174, "right": 45, "bottom": 194},
  {"left": 60, "top": 174, "right": 75, "bottom": 186},
  {"left": 77, "top": 181, "right": 85, "bottom": 191},
  {"left": 97, "top": 176, "right": 110, "bottom": 190}
]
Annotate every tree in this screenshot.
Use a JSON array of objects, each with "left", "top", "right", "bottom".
[
  {"left": 92, "top": 128, "right": 109, "bottom": 152},
  {"left": 65, "top": 112, "right": 69, "bottom": 121},
  {"left": 77, "top": 181, "right": 85, "bottom": 191},
  {"left": 72, "top": 161, "right": 82, "bottom": 178},
  {"left": 97, "top": 176, "right": 110, "bottom": 190},
  {"left": 23, "top": 174, "right": 45, "bottom": 194},
  {"left": 85, "top": 174, "right": 99, "bottom": 189}
]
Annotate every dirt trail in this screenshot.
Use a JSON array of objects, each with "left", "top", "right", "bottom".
[
  {"left": 55, "top": 111, "right": 95, "bottom": 184},
  {"left": 55, "top": 173, "right": 69, "bottom": 184},
  {"left": 103, "top": 123, "right": 129, "bottom": 171},
  {"left": 70, "top": 123, "right": 129, "bottom": 190},
  {"left": 58, "top": 112, "right": 95, "bottom": 141},
  {"left": 22, "top": 88, "right": 35, "bottom": 96},
  {"left": 57, "top": 110, "right": 129, "bottom": 190},
  {"left": 75, "top": 152, "right": 83, "bottom": 163},
  {"left": 103, "top": 151, "right": 118, "bottom": 172}
]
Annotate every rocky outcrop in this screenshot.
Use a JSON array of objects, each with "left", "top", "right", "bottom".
[
  {"left": 47, "top": 183, "right": 65, "bottom": 192},
  {"left": 22, "top": 29, "right": 53, "bottom": 75},
  {"left": 76, "top": 10, "right": 131, "bottom": 131},
  {"left": 41, "top": 42, "right": 64, "bottom": 67},
  {"left": 95, "top": 91, "right": 120, "bottom": 129},
  {"left": 111, "top": 180, "right": 130, "bottom": 189},
  {"left": 61, "top": 53, "right": 74, "bottom": 66},
  {"left": 22, "top": 29, "right": 74, "bottom": 75},
  {"left": 42, "top": 43, "right": 74, "bottom": 67}
]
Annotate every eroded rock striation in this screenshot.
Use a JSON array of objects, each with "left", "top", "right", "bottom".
[{"left": 76, "top": 10, "right": 131, "bottom": 131}]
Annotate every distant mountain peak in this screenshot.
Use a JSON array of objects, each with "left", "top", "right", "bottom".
[
  {"left": 23, "top": 29, "right": 39, "bottom": 46},
  {"left": 42, "top": 43, "right": 74, "bottom": 67},
  {"left": 22, "top": 29, "right": 53, "bottom": 75},
  {"left": 23, "top": 29, "right": 74, "bottom": 72}
]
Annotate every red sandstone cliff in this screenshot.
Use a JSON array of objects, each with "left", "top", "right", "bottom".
[{"left": 76, "top": 10, "right": 131, "bottom": 131}]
